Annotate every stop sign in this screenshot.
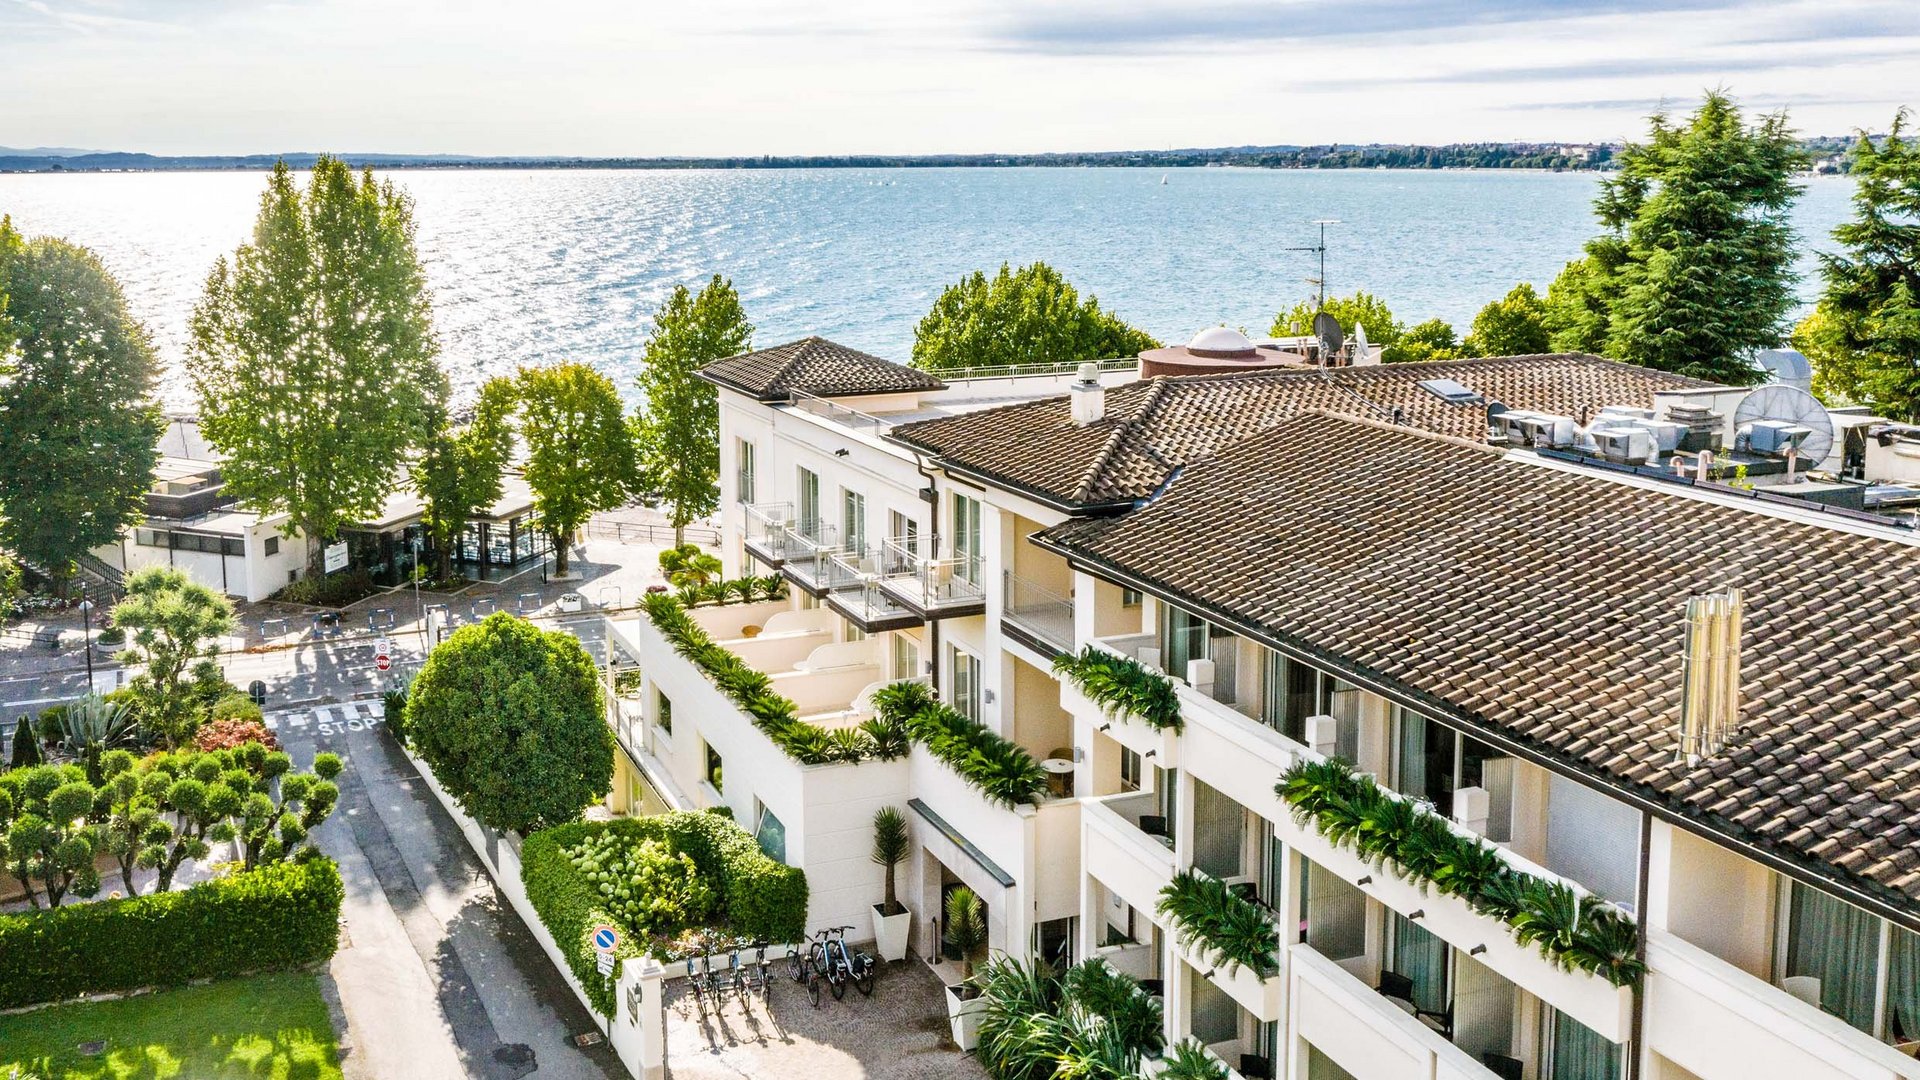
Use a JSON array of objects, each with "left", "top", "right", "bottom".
[{"left": 376, "top": 653, "right": 391, "bottom": 672}]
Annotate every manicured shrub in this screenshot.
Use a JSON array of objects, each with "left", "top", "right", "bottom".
[
  {"left": 872, "top": 679, "right": 1047, "bottom": 808},
  {"left": 408, "top": 612, "right": 614, "bottom": 834},
  {"left": 381, "top": 687, "right": 410, "bottom": 748},
  {"left": 207, "top": 693, "right": 263, "bottom": 726},
  {"left": 0, "top": 858, "right": 343, "bottom": 1008},
  {"left": 521, "top": 811, "right": 807, "bottom": 1015}
]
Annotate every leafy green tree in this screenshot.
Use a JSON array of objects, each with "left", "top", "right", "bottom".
[
  {"left": 407, "top": 612, "right": 614, "bottom": 834},
  {"left": 1580, "top": 93, "right": 1804, "bottom": 382},
  {"left": 0, "top": 764, "right": 101, "bottom": 906},
  {"left": 0, "top": 221, "right": 163, "bottom": 591},
  {"left": 1397, "top": 318, "right": 1468, "bottom": 363},
  {"left": 188, "top": 158, "right": 445, "bottom": 574},
  {"left": 913, "top": 262, "right": 1160, "bottom": 372},
  {"left": 633, "top": 276, "right": 754, "bottom": 546},
  {"left": 509, "top": 364, "right": 637, "bottom": 578},
  {"left": 412, "top": 379, "right": 515, "bottom": 582},
  {"left": 1543, "top": 257, "right": 1617, "bottom": 354},
  {"left": 110, "top": 566, "right": 236, "bottom": 747},
  {"left": 1804, "top": 111, "right": 1920, "bottom": 418},
  {"left": 1271, "top": 291, "right": 1429, "bottom": 361},
  {"left": 222, "top": 744, "right": 342, "bottom": 869},
  {"left": 96, "top": 749, "right": 169, "bottom": 896},
  {"left": 1466, "top": 283, "right": 1554, "bottom": 356}
]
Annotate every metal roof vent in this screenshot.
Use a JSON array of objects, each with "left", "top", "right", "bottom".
[{"left": 1676, "top": 588, "right": 1743, "bottom": 765}]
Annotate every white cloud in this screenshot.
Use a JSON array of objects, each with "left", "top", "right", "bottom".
[{"left": 2, "top": 0, "right": 1914, "bottom": 154}]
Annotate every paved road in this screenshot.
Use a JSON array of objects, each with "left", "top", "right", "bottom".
[{"left": 278, "top": 698, "right": 624, "bottom": 1080}]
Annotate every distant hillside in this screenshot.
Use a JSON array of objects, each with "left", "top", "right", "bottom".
[{"left": 0, "top": 138, "right": 1871, "bottom": 174}]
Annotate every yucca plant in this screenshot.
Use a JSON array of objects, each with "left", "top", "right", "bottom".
[
  {"left": 725, "top": 578, "right": 756, "bottom": 603},
  {"left": 673, "top": 584, "right": 703, "bottom": 608},
  {"left": 825, "top": 726, "right": 870, "bottom": 762},
  {"left": 871, "top": 806, "right": 910, "bottom": 917},
  {"left": 976, "top": 954, "right": 1066, "bottom": 1080},
  {"left": 945, "top": 886, "right": 989, "bottom": 980},
  {"left": 1158, "top": 1040, "right": 1229, "bottom": 1080},
  {"left": 1061, "top": 958, "right": 1163, "bottom": 1056}
]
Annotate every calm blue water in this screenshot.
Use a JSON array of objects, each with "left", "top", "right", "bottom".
[{"left": 0, "top": 167, "right": 1855, "bottom": 407}]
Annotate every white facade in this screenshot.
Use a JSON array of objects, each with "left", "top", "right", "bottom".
[{"left": 604, "top": 358, "right": 1920, "bottom": 1080}]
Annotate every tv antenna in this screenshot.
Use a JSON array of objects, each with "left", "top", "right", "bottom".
[{"left": 1284, "top": 219, "right": 1341, "bottom": 311}]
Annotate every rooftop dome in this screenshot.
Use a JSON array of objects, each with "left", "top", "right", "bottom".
[{"left": 1186, "top": 326, "right": 1257, "bottom": 360}]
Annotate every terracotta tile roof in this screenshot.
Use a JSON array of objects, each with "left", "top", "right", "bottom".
[
  {"left": 889, "top": 354, "right": 1714, "bottom": 509},
  {"left": 1040, "top": 411, "right": 1920, "bottom": 910},
  {"left": 700, "top": 337, "right": 945, "bottom": 401}
]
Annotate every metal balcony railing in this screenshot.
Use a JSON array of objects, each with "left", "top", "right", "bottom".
[
  {"left": 877, "top": 540, "right": 985, "bottom": 613},
  {"left": 789, "top": 391, "right": 896, "bottom": 438},
  {"left": 782, "top": 522, "right": 842, "bottom": 590},
  {"left": 1002, "top": 571, "right": 1074, "bottom": 653},
  {"left": 743, "top": 502, "right": 794, "bottom": 562}
]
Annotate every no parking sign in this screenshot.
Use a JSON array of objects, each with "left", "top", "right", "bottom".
[{"left": 592, "top": 924, "right": 620, "bottom": 975}]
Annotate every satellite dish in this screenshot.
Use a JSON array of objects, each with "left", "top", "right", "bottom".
[
  {"left": 1754, "top": 348, "right": 1814, "bottom": 392},
  {"left": 1734, "top": 384, "right": 1834, "bottom": 467},
  {"left": 1312, "top": 311, "right": 1344, "bottom": 361},
  {"left": 1352, "top": 323, "right": 1370, "bottom": 362}
]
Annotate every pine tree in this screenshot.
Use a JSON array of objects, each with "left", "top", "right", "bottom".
[
  {"left": 632, "top": 276, "right": 753, "bottom": 546},
  {"left": 1588, "top": 93, "right": 1804, "bottom": 384},
  {"left": 189, "top": 158, "right": 445, "bottom": 575},
  {"left": 1804, "top": 110, "right": 1920, "bottom": 419},
  {"left": 0, "top": 221, "right": 163, "bottom": 591}
]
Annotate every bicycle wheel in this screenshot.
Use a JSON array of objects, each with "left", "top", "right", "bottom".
[
  {"left": 855, "top": 970, "right": 875, "bottom": 996},
  {"left": 788, "top": 950, "right": 806, "bottom": 983},
  {"left": 829, "top": 969, "right": 847, "bottom": 1000},
  {"left": 807, "top": 972, "right": 822, "bottom": 1007}
]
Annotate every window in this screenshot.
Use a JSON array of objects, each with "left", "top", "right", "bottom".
[
  {"left": 891, "top": 634, "right": 920, "bottom": 681},
  {"left": 705, "top": 742, "right": 724, "bottom": 793},
  {"left": 1119, "top": 746, "right": 1143, "bottom": 791},
  {"left": 1121, "top": 586, "right": 1143, "bottom": 607},
  {"left": 656, "top": 691, "right": 673, "bottom": 735},
  {"left": 950, "top": 645, "right": 982, "bottom": 722},
  {"left": 1544, "top": 1008, "right": 1623, "bottom": 1080},
  {"left": 1776, "top": 879, "right": 1920, "bottom": 1044},
  {"left": 1161, "top": 604, "right": 1208, "bottom": 679},
  {"left": 951, "top": 492, "right": 982, "bottom": 585},
  {"left": 845, "top": 623, "right": 866, "bottom": 643},
  {"left": 843, "top": 489, "right": 867, "bottom": 555},
  {"left": 135, "top": 528, "right": 169, "bottom": 548},
  {"left": 1391, "top": 707, "right": 1510, "bottom": 824},
  {"left": 889, "top": 510, "right": 918, "bottom": 560},
  {"left": 797, "top": 468, "right": 821, "bottom": 538},
  {"left": 264, "top": 535, "right": 280, "bottom": 556},
  {"left": 1387, "top": 911, "right": 1450, "bottom": 1016},
  {"left": 755, "top": 804, "right": 787, "bottom": 864},
  {"left": 736, "top": 438, "right": 756, "bottom": 505}
]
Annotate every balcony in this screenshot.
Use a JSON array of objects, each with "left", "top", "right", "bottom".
[
  {"left": 1292, "top": 944, "right": 1509, "bottom": 1080},
  {"left": 742, "top": 502, "right": 794, "bottom": 567},
  {"left": 1644, "top": 930, "right": 1920, "bottom": 1080},
  {"left": 824, "top": 550, "right": 920, "bottom": 632},
  {"left": 1002, "top": 571, "right": 1074, "bottom": 657},
  {"left": 1083, "top": 791, "right": 1176, "bottom": 917},
  {"left": 874, "top": 536, "right": 986, "bottom": 618},
  {"left": 780, "top": 522, "right": 842, "bottom": 594}
]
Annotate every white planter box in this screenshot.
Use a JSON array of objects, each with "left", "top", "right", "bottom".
[
  {"left": 946, "top": 983, "right": 987, "bottom": 1051},
  {"left": 872, "top": 904, "right": 911, "bottom": 963}
]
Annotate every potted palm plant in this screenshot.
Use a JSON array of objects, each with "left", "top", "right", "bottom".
[
  {"left": 871, "top": 806, "right": 912, "bottom": 961},
  {"left": 943, "top": 886, "right": 990, "bottom": 1050}
]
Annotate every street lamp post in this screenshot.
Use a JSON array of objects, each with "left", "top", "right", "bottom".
[{"left": 76, "top": 587, "right": 96, "bottom": 690}]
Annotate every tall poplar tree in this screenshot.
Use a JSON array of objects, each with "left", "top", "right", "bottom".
[
  {"left": 0, "top": 219, "right": 163, "bottom": 591},
  {"left": 632, "top": 275, "right": 753, "bottom": 546},
  {"left": 1801, "top": 110, "right": 1920, "bottom": 419},
  {"left": 510, "top": 364, "right": 636, "bottom": 577},
  {"left": 188, "top": 157, "right": 444, "bottom": 574},
  {"left": 1566, "top": 93, "right": 1803, "bottom": 383}
]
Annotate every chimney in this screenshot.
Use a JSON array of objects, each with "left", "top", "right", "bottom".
[
  {"left": 1070, "top": 363, "right": 1105, "bottom": 426},
  {"left": 1676, "top": 588, "right": 1743, "bottom": 764}
]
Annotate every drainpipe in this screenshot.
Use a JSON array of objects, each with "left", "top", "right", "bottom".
[
  {"left": 1628, "top": 810, "right": 1652, "bottom": 1080},
  {"left": 911, "top": 451, "right": 943, "bottom": 688}
]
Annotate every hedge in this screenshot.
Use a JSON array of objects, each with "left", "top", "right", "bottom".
[
  {"left": 522, "top": 811, "right": 807, "bottom": 1015},
  {"left": 0, "top": 857, "right": 344, "bottom": 1009}
]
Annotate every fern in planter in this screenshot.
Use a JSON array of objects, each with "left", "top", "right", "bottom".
[
  {"left": 1053, "top": 645, "right": 1183, "bottom": 733},
  {"left": 1156, "top": 869, "right": 1279, "bottom": 978}
]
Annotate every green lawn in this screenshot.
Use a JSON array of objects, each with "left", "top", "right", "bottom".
[{"left": 0, "top": 970, "right": 342, "bottom": 1080}]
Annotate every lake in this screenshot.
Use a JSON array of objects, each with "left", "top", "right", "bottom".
[{"left": 0, "top": 167, "right": 1855, "bottom": 407}]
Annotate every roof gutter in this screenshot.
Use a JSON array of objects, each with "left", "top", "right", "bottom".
[{"left": 1030, "top": 530, "right": 1920, "bottom": 934}]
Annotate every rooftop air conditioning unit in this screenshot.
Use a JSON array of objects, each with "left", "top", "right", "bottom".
[
  {"left": 1597, "top": 405, "right": 1656, "bottom": 422},
  {"left": 1621, "top": 418, "right": 1687, "bottom": 454},
  {"left": 1743, "top": 420, "right": 1814, "bottom": 456},
  {"left": 1511, "top": 412, "right": 1576, "bottom": 449},
  {"left": 1591, "top": 426, "right": 1654, "bottom": 465}
]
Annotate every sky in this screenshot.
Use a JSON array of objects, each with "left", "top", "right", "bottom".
[{"left": 2, "top": 0, "right": 1917, "bottom": 156}]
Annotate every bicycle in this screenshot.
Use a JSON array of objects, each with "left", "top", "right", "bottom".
[
  {"left": 824, "top": 925, "right": 877, "bottom": 997},
  {"left": 787, "top": 932, "right": 828, "bottom": 1007}
]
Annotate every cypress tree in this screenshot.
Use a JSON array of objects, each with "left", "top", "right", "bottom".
[{"left": 9, "top": 714, "right": 40, "bottom": 768}]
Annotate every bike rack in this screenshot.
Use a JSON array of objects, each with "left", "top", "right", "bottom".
[
  {"left": 471, "top": 597, "right": 498, "bottom": 619},
  {"left": 516, "top": 592, "right": 542, "bottom": 614},
  {"left": 367, "top": 607, "right": 396, "bottom": 631},
  {"left": 311, "top": 612, "right": 342, "bottom": 637},
  {"left": 259, "top": 618, "right": 289, "bottom": 640},
  {"left": 599, "top": 586, "right": 622, "bottom": 610}
]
